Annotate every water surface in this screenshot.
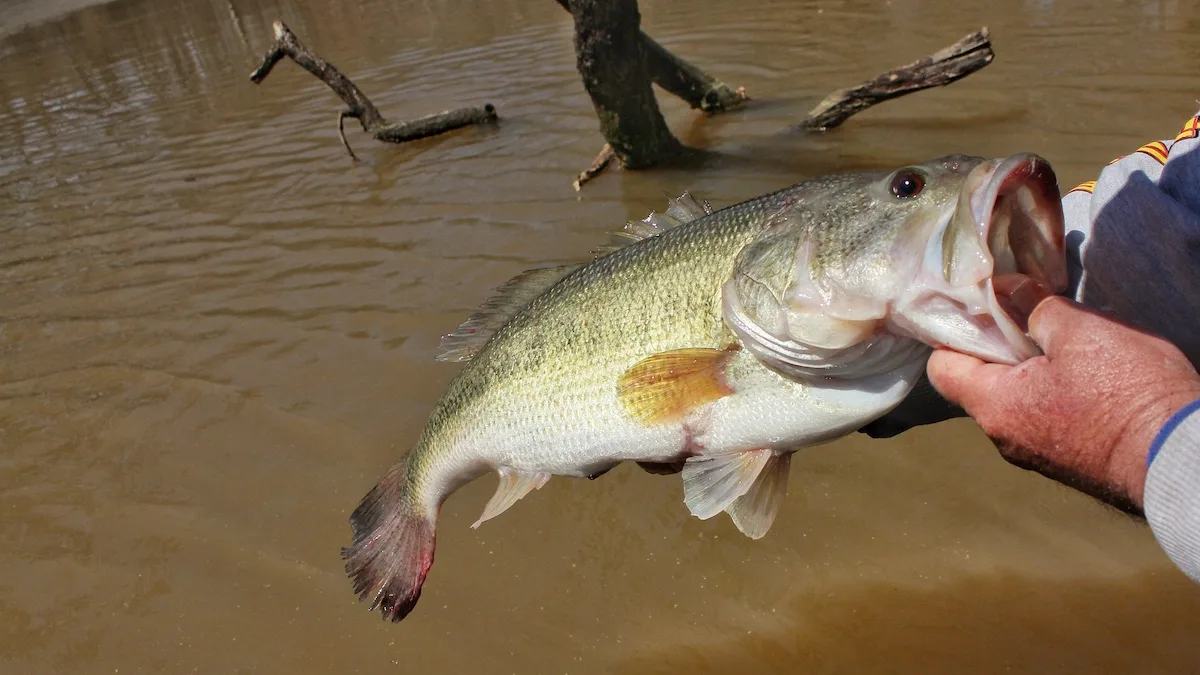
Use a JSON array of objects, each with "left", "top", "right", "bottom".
[{"left": 2, "top": 0, "right": 1199, "bottom": 672}]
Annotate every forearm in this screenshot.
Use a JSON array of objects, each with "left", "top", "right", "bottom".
[{"left": 1145, "top": 400, "right": 1200, "bottom": 583}]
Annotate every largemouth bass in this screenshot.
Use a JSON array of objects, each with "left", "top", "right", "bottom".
[{"left": 344, "top": 154, "right": 1066, "bottom": 622}]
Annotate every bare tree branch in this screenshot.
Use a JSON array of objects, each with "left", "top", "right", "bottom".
[
  {"left": 800, "top": 28, "right": 994, "bottom": 131},
  {"left": 250, "top": 21, "right": 498, "bottom": 158},
  {"left": 338, "top": 110, "right": 361, "bottom": 160},
  {"left": 374, "top": 105, "right": 498, "bottom": 143},
  {"left": 641, "top": 34, "right": 748, "bottom": 113},
  {"left": 573, "top": 144, "right": 615, "bottom": 191}
]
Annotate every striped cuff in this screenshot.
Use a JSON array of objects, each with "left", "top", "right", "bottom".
[
  {"left": 1148, "top": 398, "right": 1200, "bottom": 467},
  {"left": 1144, "top": 399, "right": 1200, "bottom": 583}
]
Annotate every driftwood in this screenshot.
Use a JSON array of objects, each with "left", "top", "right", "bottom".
[
  {"left": 572, "top": 144, "right": 615, "bottom": 191},
  {"left": 250, "top": 21, "right": 498, "bottom": 160},
  {"left": 800, "top": 28, "right": 994, "bottom": 131}
]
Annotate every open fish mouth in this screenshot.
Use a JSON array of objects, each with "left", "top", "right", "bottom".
[
  {"left": 968, "top": 154, "right": 1067, "bottom": 333},
  {"left": 894, "top": 153, "right": 1067, "bottom": 365}
]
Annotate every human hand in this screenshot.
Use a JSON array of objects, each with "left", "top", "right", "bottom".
[{"left": 927, "top": 296, "right": 1200, "bottom": 513}]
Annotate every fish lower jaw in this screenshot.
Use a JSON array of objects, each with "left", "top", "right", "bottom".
[{"left": 888, "top": 280, "right": 1041, "bottom": 365}]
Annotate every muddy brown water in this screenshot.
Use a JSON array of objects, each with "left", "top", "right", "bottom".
[{"left": 3, "top": 0, "right": 1200, "bottom": 672}]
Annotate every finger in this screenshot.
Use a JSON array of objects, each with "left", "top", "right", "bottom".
[
  {"left": 927, "top": 348, "right": 1012, "bottom": 415},
  {"left": 1026, "top": 296, "right": 1079, "bottom": 356},
  {"left": 1028, "top": 295, "right": 1142, "bottom": 357}
]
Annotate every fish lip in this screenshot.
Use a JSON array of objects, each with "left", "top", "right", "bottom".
[{"left": 969, "top": 153, "right": 1067, "bottom": 350}]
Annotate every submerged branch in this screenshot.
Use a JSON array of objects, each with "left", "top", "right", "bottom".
[
  {"left": 573, "top": 144, "right": 615, "bottom": 191},
  {"left": 641, "top": 34, "right": 748, "bottom": 113},
  {"left": 250, "top": 21, "right": 498, "bottom": 158},
  {"left": 374, "top": 105, "right": 498, "bottom": 143},
  {"left": 338, "top": 110, "right": 361, "bottom": 160},
  {"left": 800, "top": 27, "right": 994, "bottom": 131}
]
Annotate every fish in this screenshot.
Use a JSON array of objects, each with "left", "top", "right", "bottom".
[{"left": 342, "top": 154, "right": 1066, "bottom": 622}]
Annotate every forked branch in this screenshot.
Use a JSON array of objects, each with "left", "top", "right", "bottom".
[{"left": 250, "top": 21, "right": 498, "bottom": 159}]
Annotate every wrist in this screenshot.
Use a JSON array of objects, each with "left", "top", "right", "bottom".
[
  {"left": 1146, "top": 398, "right": 1200, "bottom": 468},
  {"left": 1109, "top": 383, "right": 1200, "bottom": 508}
]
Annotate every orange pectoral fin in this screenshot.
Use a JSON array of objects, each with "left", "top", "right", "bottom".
[{"left": 618, "top": 346, "right": 738, "bottom": 425}]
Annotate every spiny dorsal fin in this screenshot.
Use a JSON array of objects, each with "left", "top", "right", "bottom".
[
  {"left": 440, "top": 192, "right": 712, "bottom": 361},
  {"left": 664, "top": 190, "right": 714, "bottom": 223},
  {"left": 436, "top": 263, "right": 583, "bottom": 362},
  {"left": 592, "top": 191, "right": 713, "bottom": 257}
]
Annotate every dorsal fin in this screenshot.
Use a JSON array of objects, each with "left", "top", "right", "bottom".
[
  {"left": 592, "top": 191, "right": 713, "bottom": 256},
  {"left": 438, "top": 192, "right": 711, "bottom": 362},
  {"left": 436, "top": 263, "right": 583, "bottom": 362}
]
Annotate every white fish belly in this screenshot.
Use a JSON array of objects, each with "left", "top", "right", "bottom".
[
  {"left": 692, "top": 353, "right": 925, "bottom": 455},
  {"left": 470, "top": 392, "right": 689, "bottom": 478}
]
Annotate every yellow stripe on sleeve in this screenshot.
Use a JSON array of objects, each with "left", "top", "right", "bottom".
[
  {"left": 1136, "top": 141, "right": 1169, "bottom": 164},
  {"left": 1176, "top": 116, "right": 1200, "bottom": 143}
]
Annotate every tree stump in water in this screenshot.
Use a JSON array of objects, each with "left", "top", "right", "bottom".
[
  {"left": 554, "top": 0, "right": 749, "bottom": 115},
  {"left": 558, "top": 0, "right": 748, "bottom": 189},
  {"left": 559, "top": 0, "right": 993, "bottom": 187},
  {"left": 567, "top": 0, "right": 684, "bottom": 170},
  {"left": 249, "top": 21, "right": 498, "bottom": 160}
]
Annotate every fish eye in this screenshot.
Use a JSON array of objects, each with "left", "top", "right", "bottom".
[{"left": 889, "top": 171, "right": 925, "bottom": 199}]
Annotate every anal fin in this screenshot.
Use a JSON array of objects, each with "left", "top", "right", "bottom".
[
  {"left": 681, "top": 448, "right": 772, "bottom": 521},
  {"left": 725, "top": 452, "right": 791, "bottom": 539},
  {"left": 471, "top": 467, "right": 551, "bottom": 528}
]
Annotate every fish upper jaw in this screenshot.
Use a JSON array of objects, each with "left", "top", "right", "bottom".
[{"left": 888, "top": 153, "right": 1067, "bottom": 365}]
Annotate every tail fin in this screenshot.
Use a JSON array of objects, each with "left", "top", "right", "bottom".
[{"left": 341, "top": 463, "right": 437, "bottom": 623}]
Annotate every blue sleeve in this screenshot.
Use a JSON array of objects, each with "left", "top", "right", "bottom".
[{"left": 1062, "top": 112, "right": 1200, "bottom": 365}]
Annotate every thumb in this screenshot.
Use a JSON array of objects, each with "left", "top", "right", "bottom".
[
  {"left": 927, "top": 348, "right": 1011, "bottom": 415},
  {"left": 1027, "top": 296, "right": 1116, "bottom": 356}
]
